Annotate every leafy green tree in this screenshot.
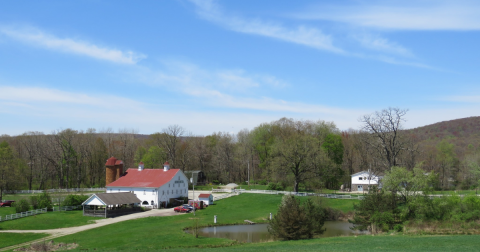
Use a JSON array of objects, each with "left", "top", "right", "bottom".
[
  {"left": 142, "top": 146, "right": 167, "bottom": 168},
  {"left": 62, "top": 194, "right": 89, "bottom": 206},
  {"left": 382, "top": 166, "right": 436, "bottom": 203},
  {"left": 436, "top": 139, "right": 459, "bottom": 189}
]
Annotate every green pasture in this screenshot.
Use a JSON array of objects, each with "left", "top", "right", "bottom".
[
  {"left": 0, "top": 210, "right": 101, "bottom": 230},
  {"left": 0, "top": 233, "right": 49, "bottom": 249},
  {"left": 162, "top": 234, "right": 480, "bottom": 252},
  {"left": 51, "top": 194, "right": 358, "bottom": 251}
]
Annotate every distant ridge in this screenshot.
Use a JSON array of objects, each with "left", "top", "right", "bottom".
[{"left": 405, "top": 116, "right": 480, "bottom": 150}]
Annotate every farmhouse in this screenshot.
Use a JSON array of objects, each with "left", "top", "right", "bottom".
[
  {"left": 105, "top": 157, "right": 189, "bottom": 208},
  {"left": 351, "top": 170, "right": 382, "bottom": 192}
]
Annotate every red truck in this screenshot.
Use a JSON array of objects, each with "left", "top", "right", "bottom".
[{"left": 0, "top": 200, "right": 15, "bottom": 207}]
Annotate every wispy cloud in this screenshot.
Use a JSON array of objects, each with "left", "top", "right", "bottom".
[
  {"left": 0, "top": 85, "right": 365, "bottom": 135},
  {"left": 0, "top": 25, "right": 146, "bottom": 64},
  {"left": 353, "top": 34, "right": 413, "bottom": 57},
  {"left": 188, "top": 0, "right": 343, "bottom": 54},
  {"left": 293, "top": 0, "right": 480, "bottom": 31}
]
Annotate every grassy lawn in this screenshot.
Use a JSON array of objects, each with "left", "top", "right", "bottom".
[
  {"left": 52, "top": 194, "right": 360, "bottom": 251},
  {"left": 0, "top": 207, "right": 16, "bottom": 216},
  {"left": 0, "top": 210, "right": 101, "bottom": 230},
  {"left": 162, "top": 234, "right": 480, "bottom": 252},
  {"left": 0, "top": 233, "right": 49, "bottom": 249}
]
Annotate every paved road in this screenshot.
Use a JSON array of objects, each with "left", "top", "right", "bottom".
[{"left": 0, "top": 208, "right": 179, "bottom": 251}]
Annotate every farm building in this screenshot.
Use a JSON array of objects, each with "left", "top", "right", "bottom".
[
  {"left": 198, "top": 194, "right": 213, "bottom": 206},
  {"left": 105, "top": 157, "right": 189, "bottom": 208},
  {"left": 351, "top": 170, "right": 382, "bottom": 192},
  {"left": 82, "top": 192, "right": 141, "bottom": 217}
]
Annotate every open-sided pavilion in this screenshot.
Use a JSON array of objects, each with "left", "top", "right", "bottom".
[{"left": 82, "top": 192, "right": 141, "bottom": 218}]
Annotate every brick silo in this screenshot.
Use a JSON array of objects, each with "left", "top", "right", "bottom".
[
  {"left": 105, "top": 156, "right": 117, "bottom": 186},
  {"left": 115, "top": 159, "right": 124, "bottom": 180}
]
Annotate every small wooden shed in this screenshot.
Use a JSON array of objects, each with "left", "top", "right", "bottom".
[
  {"left": 82, "top": 192, "right": 141, "bottom": 218},
  {"left": 198, "top": 193, "right": 213, "bottom": 206}
]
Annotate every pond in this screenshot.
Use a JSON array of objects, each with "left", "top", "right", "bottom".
[{"left": 188, "top": 221, "right": 367, "bottom": 243}]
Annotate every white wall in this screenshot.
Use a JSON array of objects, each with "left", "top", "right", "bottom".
[
  {"left": 106, "top": 170, "right": 189, "bottom": 208},
  {"left": 351, "top": 171, "right": 379, "bottom": 185}
]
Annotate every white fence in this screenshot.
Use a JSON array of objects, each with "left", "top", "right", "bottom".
[
  {"left": 212, "top": 188, "right": 364, "bottom": 201},
  {"left": 0, "top": 208, "right": 47, "bottom": 222},
  {"left": 5, "top": 188, "right": 106, "bottom": 194}
]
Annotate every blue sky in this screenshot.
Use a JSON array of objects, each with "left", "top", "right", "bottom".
[{"left": 1, "top": 0, "right": 479, "bottom": 136}]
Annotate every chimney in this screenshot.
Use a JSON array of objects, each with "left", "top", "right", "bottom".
[
  {"left": 138, "top": 162, "right": 144, "bottom": 171},
  {"left": 163, "top": 161, "right": 170, "bottom": 171}
]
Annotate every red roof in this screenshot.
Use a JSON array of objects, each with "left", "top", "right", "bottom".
[
  {"left": 115, "top": 160, "right": 123, "bottom": 165},
  {"left": 198, "top": 194, "right": 211, "bottom": 198},
  {"left": 105, "top": 157, "right": 117, "bottom": 166},
  {"left": 106, "top": 168, "right": 180, "bottom": 188},
  {"left": 164, "top": 161, "right": 170, "bottom": 165}
]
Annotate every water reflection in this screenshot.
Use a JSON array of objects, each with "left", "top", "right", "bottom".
[{"left": 188, "top": 221, "right": 366, "bottom": 243}]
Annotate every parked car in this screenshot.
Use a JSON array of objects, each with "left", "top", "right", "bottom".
[
  {"left": 174, "top": 206, "right": 191, "bottom": 213},
  {"left": 0, "top": 200, "right": 15, "bottom": 207},
  {"left": 181, "top": 204, "right": 194, "bottom": 211}
]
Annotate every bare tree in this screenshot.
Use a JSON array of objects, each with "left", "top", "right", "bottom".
[
  {"left": 152, "top": 125, "right": 185, "bottom": 168},
  {"left": 360, "top": 107, "right": 408, "bottom": 171}
]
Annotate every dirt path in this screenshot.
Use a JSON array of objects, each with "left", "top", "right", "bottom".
[{"left": 0, "top": 208, "right": 178, "bottom": 251}]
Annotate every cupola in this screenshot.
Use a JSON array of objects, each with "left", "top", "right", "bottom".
[
  {"left": 163, "top": 161, "right": 170, "bottom": 171},
  {"left": 138, "top": 162, "right": 144, "bottom": 171}
]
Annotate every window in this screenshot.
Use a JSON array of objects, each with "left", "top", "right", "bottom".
[
  {"left": 167, "top": 190, "right": 169, "bottom": 195},
  {"left": 152, "top": 190, "right": 155, "bottom": 195},
  {"left": 359, "top": 177, "right": 363, "bottom": 180},
  {"left": 172, "top": 190, "right": 173, "bottom": 194},
  {"left": 142, "top": 201, "right": 148, "bottom": 205},
  {"left": 162, "top": 191, "right": 164, "bottom": 195},
  {"left": 143, "top": 190, "right": 146, "bottom": 195},
  {"left": 169, "top": 184, "right": 170, "bottom": 188},
  {"left": 364, "top": 177, "right": 367, "bottom": 180},
  {"left": 151, "top": 200, "right": 154, "bottom": 205}
]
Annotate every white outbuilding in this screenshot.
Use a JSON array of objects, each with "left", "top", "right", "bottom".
[
  {"left": 351, "top": 171, "right": 382, "bottom": 192},
  {"left": 198, "top": 193, "right": 214, "bottom": 206},
  {"left": 106, "top": 161, "right": 189, "bottom": 208}
]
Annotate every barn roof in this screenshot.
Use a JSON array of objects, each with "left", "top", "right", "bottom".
[
  {"left": 82, "top": 192, "right": 140, "bottom": 206},
  {"left": 106, "top": 168, "right": 181, "bottom": 188}
]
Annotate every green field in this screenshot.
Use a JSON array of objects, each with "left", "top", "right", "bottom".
[
  {"left": 0, "top": 233, "right": 49, "bottom": 249},
  {"left": 0, "top": 210, "right": 101, "bottom": 230},
  {"left": 49, "top": 194, "right": 359, "bottom": 251},
  {"left": 4, "top": 194, "right": 478, "bottom": 251}
]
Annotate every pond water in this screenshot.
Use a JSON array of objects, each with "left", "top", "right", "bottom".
[{"left": 188, "top": 221, "right": 366, "bottom": 243}]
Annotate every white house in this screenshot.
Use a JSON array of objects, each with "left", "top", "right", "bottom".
[
  {"left": 198, "top": 194, "right": 213, "bottom": 206},
  {"left": 351, "top": 171, "right": 382, "bottom": 192},
  {"left": 106, "top": 161, "right": 189, "bottom": 208}
]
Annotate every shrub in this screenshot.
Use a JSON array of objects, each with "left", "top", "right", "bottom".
[
  {"left": 62, "top": 195, "right": 89, "bottom": 206},
  {"left": 394, "top": 224, "right": 403, "bottom": 232},
  {"left": 268, "top": 195, "right": 325, "bottom": 240},
  {"left": 13, "top": 199, "right": 30, "bottom": 213},
  {"left": 266, "top": 182, "right": 277, "bottom": 190},
  {"left": 212, "top": 180, "right": 219, "bottom": 185},
  {"left": 32, "top": 192, "right": 53, "bottom": 210},
  {"left": 258, "top": 179, "right": 268, "bottom": 185}
]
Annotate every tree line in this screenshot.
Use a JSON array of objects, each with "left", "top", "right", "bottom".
[{"left": 1, "top": 108, "right": 480, "bottom": 200}]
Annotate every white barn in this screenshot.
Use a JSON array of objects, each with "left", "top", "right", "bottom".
[
  {"left": 106, "top": 161, "right": 189, "bottom": 208},
  {"left": 351, "top": 171, "right": 382, "bottom": 192}
]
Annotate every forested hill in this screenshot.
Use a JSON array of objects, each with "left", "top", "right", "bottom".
[{"left": 405, "top": 116, "right": 480, "bottom": 151}]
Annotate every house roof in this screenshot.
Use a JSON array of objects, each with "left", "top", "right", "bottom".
[
  {"left": 82, "top": 192, "right": 140, "bottom": 206},
  {"left": 106, "top": 168, "right": 181, "bottom": 188},
  {"left": 198, "top": 194, "right": 211, "bottom": 198},
  {"left": 351, "top": 171, "right": 383, "bottom": 177}
]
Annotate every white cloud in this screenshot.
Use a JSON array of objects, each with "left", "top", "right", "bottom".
[
  {"left": 0, "top": 26, "right": 146, "bottom": 64},
  {"left": 0, "top": 85, "right": 366, "bottom": 136},
  {"left": 294, "top": 0, "right": 480, "bottom": 31},
  {"left": 354, "top": 34, "right": 413, "bottom": 57},
  {"left": 189, "top": 0, "right": 343, "bottom": 54}
]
